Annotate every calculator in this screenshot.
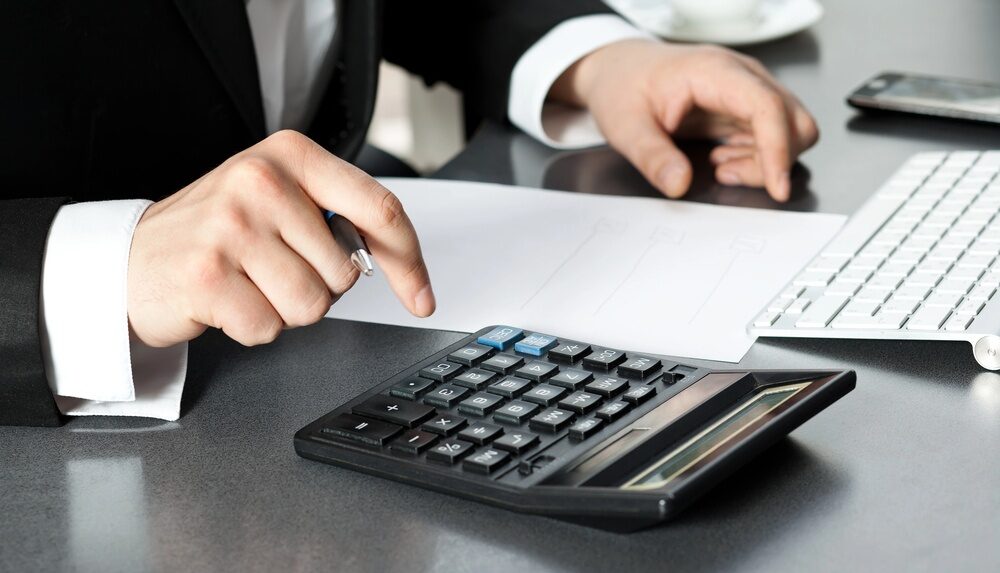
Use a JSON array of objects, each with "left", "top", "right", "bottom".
[{"left": 295, "top": 326, "right": 855, "bottom": 532}]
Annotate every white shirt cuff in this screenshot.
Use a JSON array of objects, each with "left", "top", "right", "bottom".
[
  {"left": 40, "top": 200, "right": 188, "bottom": 421},
  {"left": 508, "top": 14, "right": 655, "bottom": 149}
]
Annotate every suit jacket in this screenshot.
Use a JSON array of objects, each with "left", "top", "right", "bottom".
[{"left": 0, "top": 0, "right": 613, "bottom": 426}]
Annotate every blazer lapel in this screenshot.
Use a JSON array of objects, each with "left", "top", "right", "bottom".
[{"left": 172, "top": 0, "right": 266, "bottom": 140}]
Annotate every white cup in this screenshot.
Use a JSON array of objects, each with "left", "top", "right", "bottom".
[{"left": 671, "top": 0, "right": 762, "bottom": 30}]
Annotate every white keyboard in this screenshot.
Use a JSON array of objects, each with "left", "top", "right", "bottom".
[{"left": 751, "top": 150, "right": 1000, "bottom": 370}]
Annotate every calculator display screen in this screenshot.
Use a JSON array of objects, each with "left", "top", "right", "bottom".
[{"left": 621, "top": 382, "right": 810, "bottom": 490}]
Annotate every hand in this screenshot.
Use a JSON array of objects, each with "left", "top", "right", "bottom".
[
  {"left": 549, "top": 40, "right": 819, "bottom": 202},
  {"left": 127, "top": 130, "right": 435, "bottom": 348}
]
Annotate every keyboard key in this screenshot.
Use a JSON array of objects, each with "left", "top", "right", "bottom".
[
  {"left": 353, "top": 395, "right": 435, "bottom": 428},
  {"left": 831, "top": 312, "right": 907, "bottom": 330},
  {"left": 882, "top": 298, "right": 920, "bottom": 315},
  {"left": 547, "top": 341, "right": 591, "bottom": 362},
  {"left": 894, "top": 285, "right": 931, "bottom": 301},
  {"left": 427, "top": 439, "right": 475, "bottom": 465},
  {"left": 521, "top": 383, "right": 566, "bottom": 406},
  {"left": 937, "top": 277, "right": 975, "bottom": 294},
  {"left": 767, "top": 298, "right": 792, "bottom": 313},
  {"left": 515, "top": 360, "right": 558, "bottom": 382},
  {"left": 618, "top": 356, "right": 662, "bottom": 379},
  {"left": 866, "top": 275, "right": 903, "bottom": 291},
  {"left": 476, "top": 326, "right": 524, "bottom": 350},
  {"left": 838, "top": 268, "right": 874, "bottom": 284},
  {"left": 423, "top": 384, "right": 469, "bottom": 408},
  {"left": 583, "top": 348, "right": 627, "bottom": 370},
  {"left": 419, "top": 361, "right": 464, "bottom": 382},
  {"left": 954, "top": 299, "right": 985, "bottom": 316},
  {"left": 945, "top": 315, "right": 974, "bottom": 331},
  {"left": 907, "top": 306, "right": 952, "bottom": 330},
  {"left": 807, "top": 255, "right": 850, "bottom": 272},
  {"left": 453, "top": 368, "right": 498, "bottom": 391},
  {"left": 529, "top": 408, "right": 574, "bottom": 432},
  {"left": 923, "top": 292, "right": 962, "bottom": 308},
  {"left": 458, "top": 422, "right": 503, "bottom": 445},
  {"left": 568, "top": 418, "right": 604, "bottom": 441},
  {"left": 826, "top": 281, "right": 861, "bottom": 296},
  {"left": 854, "top": 287, "right": 891, "bottom": 304},
  {"left": 390, "top": 376, "right": 436, "bottom": 400},
  {"left": 481, "top": 353, "right": 524, "bottom": 374},
  {"left": 795, "top": 296, "right": 848, "bottom": 328},
  {"left": 513, "top": 333, "right": 558, "bottom": 356},
  {"left": 487, "top": 376, "right": 533, "bottom": 398},
  {"left": 780, "top": 286, "right": 806, "bottom": 299},
  {"left": 422, "top": 414, "right": 467, "bottom": 435},
  {"left": 321, "top": 413, "right": 402, "bottom": 446},
  {"left": 622, "top": 385, "right": 656, "bottom": 405},
  {"left": 493, "top": 400, "right": 539, "bottom": 425},
  {"left": 586, "top": 376, "right": 629, "bottom": 397},
  {"left": 492, "top": 431, "right": 539, "bottom": 454},
  {"left": 595, "top": 400, "right": 631, "bottom": 422},
  {"left": 549, "top": 368, "right": 594, "bottom": 390},
  {"left": 458, "top": 391, "right": 505, "bottom": 417},
  {"left": 448, "top": 344, "right": 494, "bottom": 366},
  {"left": 967, "top": 284, "right": 997, "bottom": 301},
  {"left": 786, "top": 297, "right": 811, "bottom": 314},
  {"left": 558, "top": 391, "right": 602, "bottom": 414},
  {"left": 753, "top": 312, "right": 780, "bottom": 327},
  {"left": 793, "top": 270, "right": 834, "bottom": 287},
  {"left": 841, "top": 300, "right": 880, "bottom": 317},
  {"left": 390, "top": 429, "right": 438, "bottom": 455},
  {"left": 462, "top": 447, "right": 510, "bottom": 474}
]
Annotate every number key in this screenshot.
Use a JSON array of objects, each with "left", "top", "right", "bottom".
[
  {"left": 487, "top": 376, "right": 532, "bottom": 398},
  {"left": 481, "top": 353, "right": 524, "bottom": 375},
  {"left": 448, "top": 343, "right": 494, "bottom": 366},
  {"left": 419, "top": 361, "right": 464, "bottom": 382},
  {"left": 423, "top": 384, "right": 469, "bottom": 408},
  {"left": 493, "top": 400, "right": 539, "bottom": 425},
  {"left": 515, "top": 360, "right": 558, "bottom": 382},
  {"left": 452, "top": 368, "right": 497, "bottom": 390},
  {"left": 458, "top": 391, "right": 505, "bottom": 417},
  {"left": 548, "top": 368, "right": 593, "bottom": 390},
  {"left": 521, "top": 383, "right": 565, "bottom": 406}
]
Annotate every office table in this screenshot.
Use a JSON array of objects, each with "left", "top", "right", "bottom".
[{"left": 3, "top": 0, "right": 999, "bottom": 571}]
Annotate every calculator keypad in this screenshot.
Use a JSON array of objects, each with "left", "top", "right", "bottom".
[{"left": 316, "top": 326, "right": 693, "bottom": 480}]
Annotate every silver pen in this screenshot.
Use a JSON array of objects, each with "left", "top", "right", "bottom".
[{"left": 325, "top": 211, "right": 375, "bottom": 276}]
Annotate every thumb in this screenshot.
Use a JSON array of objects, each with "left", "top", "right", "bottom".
[{"left": 609, "top": 112, "right": 692, "bottom": 199}]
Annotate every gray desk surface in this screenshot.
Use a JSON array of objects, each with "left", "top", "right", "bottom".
[{"left": 4, "top": 0, "right": 1000, "bottom": 571}]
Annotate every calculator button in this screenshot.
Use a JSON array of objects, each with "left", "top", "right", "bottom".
[
  {"left": 487, "top": 376, "right": 533, "bottom": 398},
  {"left": 481, "top": 353, "right": 525, "bottom": 375},
  {"left": 548, "top": 342, "right": 591, "bottom": 362},
  {"left": 422, "top": 414, "right": 468, "bottom": 435},
  {"left": 452, "top": 368, "right": 498, "bottom": 391},
  {"left": 568, "top": 418, "right": 604, "bottom": 441},
  {"left": 558, "top": 391, "right": 602, "bottom": 414},
  {"left": 585, "top": 376, "right": 628, "bottom": 397},
  {"left": 493, "top": 400, "right": 539, "bottom": 425},
  {"left": 448, "top": 343, "right": 494, "bottom": 366},
  {"left": 462, "top": 447, "right": 510, "bottom": 474},
  {"left": 419, "top": 361, "right": 465, "bottom": 382},
  {"left": 493, "top": 431, "right": 539, "bottom": 454},
  {"left": 617, "top": 356, "right": 662, "bottom": 379},
  {"left": 595, "top": 400, "right": 631, "bottom": 422},
  {"left": 353, "top": 395, "right": 435, "bottom": 428},
  {"left": 622, "top": 384, "right": 656, "bottom": 405},
  {"left": 513, "top": 333, "right": 558, "bottom": 356},
  {"left": 423, "top": 384, "right": 470, "bottom": 408},
  {"left": 529, "top": 408, "right": 574, "bottom": 432},
  {"left": 583, "top": 348, "right": 627, "bottom": 370},
  {"left": 458, "top": 422, "right": 503, "bottom": 445},
  {"left": 390, "top": 429, "right": 438, "bottom": 454},
  {"left": 477, "top": 326, "right": 524, "bottom": 350},
  {"left": 521, "top": 383, "right": 566, "bottom": 406},
  {"left": 389, "top": 376, "right": 436, "bottom": 400},
  {"left": 515, "top": 360, "right": 558, "bottom": 382},
  {"left": 321, "top": 413, "right": 401, "bottom": 446},
  {"left": 427, "top": 439, "right": 475, "bottom": 465},
  {"left": 548, "top": 368, "right": 594, "bottom": 390},
  {"left": 458, "top": 391, "right": 505, "bottom": 417}
]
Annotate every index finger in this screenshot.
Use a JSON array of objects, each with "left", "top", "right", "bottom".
[
  {"left": 259, "top": 131, "right": 435, "bottom": 317},
  {"left": 689, "top": 68, "right": 793, "bottom": 201}
]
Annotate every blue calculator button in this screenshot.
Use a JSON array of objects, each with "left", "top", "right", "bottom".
[
  {"left": 514, "top": 333, "right": 558, "bottom": 356},
  {"left": 477, "top": 326, "right": 524, "bottom": 350}
]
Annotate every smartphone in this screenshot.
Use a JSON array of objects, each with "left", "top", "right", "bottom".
[{"left": 847, "top": 72, "right": 1000, "bottom": 125}]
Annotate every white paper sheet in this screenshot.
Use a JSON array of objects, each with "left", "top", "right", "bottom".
[{"left": 326, "top": 179, "right": 846, "bottom": 362}]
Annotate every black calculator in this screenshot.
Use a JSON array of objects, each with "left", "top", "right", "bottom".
[{"left": 295, "top": 326, "right": 855, "bottom": 532}]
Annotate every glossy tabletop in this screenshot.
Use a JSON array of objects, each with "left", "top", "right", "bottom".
[{"left": 4, "top": 0, "right": 1000, "bottom": 571}]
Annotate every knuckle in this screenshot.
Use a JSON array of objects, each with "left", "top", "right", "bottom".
[
  {"left": 213, "top": 204, "right": 254, "bottom": 242},
  {"left": 373, "top": 187, "right": 406, "bottom": 230},
  {"left": 248, "top": 315, "right": 282, "bottom": 346},
  {"left": 189, "top": 251, "right": 229, "bottom": 291},
  {"left": 802, "top": 115, "right": 820, "bottom": 145},
  {"left": 266, "top": 129, "right": 308, "bottom": 152},
  {"left": 331, "top": 256, "right": 361, "bottom": 295},
  {"left": 297, "top": 288, "right": 333, "bottom": 326}
]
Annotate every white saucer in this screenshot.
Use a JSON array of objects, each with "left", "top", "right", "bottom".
[{"left": 606, "top": 0, "right": 823, "bottom": 46}]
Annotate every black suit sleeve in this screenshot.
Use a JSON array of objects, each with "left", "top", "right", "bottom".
[
  {"left": 0, "top": 198, "right": 67, "bottom": 426},
  {"left": 381, "top": 0, "right": 614, "bottom": 127}
]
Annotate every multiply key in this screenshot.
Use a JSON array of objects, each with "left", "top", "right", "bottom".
[
  {"left": 422, "top": 414, "right": 467, "bottom": 435},
  {"left": 583, "top": 348, "right": 626, "bottom": 370},
  {"left": 352, "top": 395, "right": 435, "bottom": 427}
]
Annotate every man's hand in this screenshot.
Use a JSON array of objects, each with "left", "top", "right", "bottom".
[
  {"left": 549, "top": 40, "right": 819, "bottom": 202},
  {"left": 127, "top": 130, "right": 435, "bottom": 348}
]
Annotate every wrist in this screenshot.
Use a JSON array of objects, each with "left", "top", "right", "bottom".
[{"left": 548, "top": 38, "right": 659, "bottom": 109}]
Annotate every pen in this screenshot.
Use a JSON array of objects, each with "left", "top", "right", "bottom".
[{"left": 325, "top": 210, "right": 375, "bottom": 276}]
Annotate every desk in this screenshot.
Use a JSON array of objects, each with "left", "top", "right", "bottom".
[{"left": 4, "top": 0, "right": 1000, "bottom": 571}]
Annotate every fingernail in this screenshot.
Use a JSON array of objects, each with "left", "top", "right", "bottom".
[
  {"left": 657, "top": 165, "right": 688, "bottom": 198},
  {"left": 718, "top": 170, "right": 742, "bottom": 186},
  {"left": 414, "top": 284, "right": 436, "bottom": 317}
]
